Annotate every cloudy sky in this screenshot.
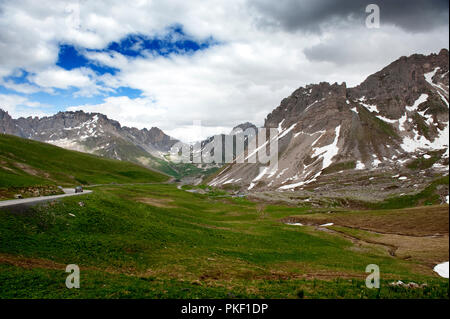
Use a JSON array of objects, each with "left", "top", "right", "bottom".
[{"left": 0, "top": 0, "right": 448, "bottom": 142}]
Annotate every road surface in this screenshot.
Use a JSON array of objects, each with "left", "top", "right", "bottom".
[{"left": 0, "top": 188, "right": 92, "bottom": 208}]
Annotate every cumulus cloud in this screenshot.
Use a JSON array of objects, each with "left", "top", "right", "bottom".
[
  {"left": 0, "top": 94, "right": 50, "bottom": 118},
  {"left": 30, "top": 67, "right": 92, "bottom": 89},
  {"left": 67, "top": 96, "right": 234, "bottom": 142},
  {"left": 0, "top": 79, "right": 40, "bottom": 94},
  {"left": 249, "top": 0, "right": 449, "bottom": 33},
  {"left": 304, "top": 24, "right": 449, "bottom": 65},
  {"left": 23, "top": 66, "right": 113, "bottom": 97},
  {"left": 0, "top": 0, "right": 449, "bottom": 141}
]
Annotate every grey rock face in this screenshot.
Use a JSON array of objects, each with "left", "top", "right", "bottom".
[
  {"left": 209, "top": 49, "right": 449, "bottom": 192},
  {"left": 0, "top": 109, "right": 178, "bottom": 160},
  {"left": 0, "top": 109, "right": 16, "bottom": 135},
  {"left": 196, "top": 122, "right": 258, "bottom": 163}
]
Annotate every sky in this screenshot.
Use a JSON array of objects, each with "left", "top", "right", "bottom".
[{"left": 0, "top": 0, "right": 448, "bottom": 142}]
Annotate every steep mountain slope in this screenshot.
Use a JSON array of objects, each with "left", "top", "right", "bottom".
[
  {"left": 165, "top": 122, "right": 258, "bottom": 185},
  {"left": 210, "top": 49, "right": 449, "bottom": 200},
  {"left": 0, "top": 133, "right": 168, "bottom": 199},
  {"left": 0, "top": 110, "right": 211, "bottom": 178},
  {"left": 0, "top": 110, "right": 176, "bottom": 155},
  {"left": 194, "top": 122, "right": 258, "bottom": 162}
]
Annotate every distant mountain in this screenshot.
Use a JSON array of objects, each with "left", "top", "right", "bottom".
[
  {"left": 0, "top": 109, "right": 211, "bottom": 178},
  {"left": 0, "top": 133, "right": 168, "bottom": 200},
  {"left": 2, "top": 49, "right": 448, "bottom": 192},
  {"left": 232, "top": 122, "right": 258, "bottom": 133},
  {"left": 195, "top": 122, "right": 258, "bottom": 162},
  {"left": 210, "top": 49, "right": 449, "bottom": 198}
]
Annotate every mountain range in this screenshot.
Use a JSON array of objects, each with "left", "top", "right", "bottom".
[
  {"left": 0, "top": 106, "right": 256, "bottom": 180},
  {"left": 1, "top": 49, "right": 449, "bottom": 199},
  {"left": 209, "top": 49, "right": 449, "bottom": 203},
  {"left": 0, "top": 108, "right": 219, "bottom": 179}
]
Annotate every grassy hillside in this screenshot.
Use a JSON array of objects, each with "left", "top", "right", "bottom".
[
  {"left": 0, "top": 133, "right": 447, "bottom": 299},
  {"left": 0, "top": 183, "right": 447, "bottom": 298},
  {"left": 85, "top": 135, "right": 220, "bottom": 180},
  {"left": 0, "top": 134, "right": 168, "bottom": 198}
]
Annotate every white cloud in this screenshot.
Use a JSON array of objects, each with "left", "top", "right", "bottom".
[
  {"left": 0, "top": 1, "right": 449, "bottom": 142},
  {"left": 84, "top": 51, "right": 129, "bottom": 70},
  {"left": 0, "top": 94, "right": 50, "bottom": 118},
  {"left": 0, "top": 79, "right": 40, "bottom": 94},
  {"left": 29, "top": 67, "right": 92, "bottom": 89},
  {"left": 66, "top": 96, "right": 233, "bottom": 142},
  {"left": 27, "top": 67, "right": 113, "bottom": 97},
  {"left": 67, "top": 95, "right": 166, "bottom": 128}
]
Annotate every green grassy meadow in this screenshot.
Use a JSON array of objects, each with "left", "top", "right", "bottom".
[
  {"left": 0, "top": 134, "right": 168, "bottom": 199},
  {"left": 0, "top": 133, "right": 448, "bottom": 299},
  {"left": 0, "top": 183, "right": 448, "bottom": 298}
]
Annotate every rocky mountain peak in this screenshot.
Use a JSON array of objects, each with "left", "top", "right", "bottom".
[
  {"left": 209, "top": 49, "right": 449, "bottom": 194},
  {"left": 0, "top": 108, "right": 179, "bottom": 160},
  {"left": 0, "top": 109, "right": 15, "bottom": 135},
  {"left": 232, "top": 122, "right": 257, "bottom": 133},
  {"left": 264, "top": 81, "right": 347, "bottom": 130},
  {"left": 348, "top": 48, "right": 449, "bottom": 119},
  {"left": 0, "top": 108, "right": 11, "bottom": 120}
]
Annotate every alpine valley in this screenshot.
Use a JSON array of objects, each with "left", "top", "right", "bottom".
[
  {"left": 0, "top": 49, "right": 449, "bottom": 299},
  {"left": 1, "top": 50, "right": 449, "bottom": 203},
  {"left": 209, "top": 49, "right": 449, "bottom": 206}
]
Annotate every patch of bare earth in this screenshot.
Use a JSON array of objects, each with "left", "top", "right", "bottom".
[
  {"left": 13, "top": 162, "right": 50, "bottom": 178},
  {"left": 0, "top": 253, "right": 65, "bottom": 270},
  {"left": 283, "top": 205, "right": 449, "bottom": 275},
  {"left": 0, "top": 159, "right": 14, "bottom": 172},
  {"left": 0, "top": 253, "right": 141, "bottom": 276},
  {"left": 135, "top": 197, "right": 175, "bottom": 208},
  {"left": 286, "top": 205, "right": 449, "bottom": 236}
]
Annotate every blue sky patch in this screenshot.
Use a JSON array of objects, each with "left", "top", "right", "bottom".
[
  {"left": 1, "top": 24, "right": 218, "bottom": 116},
  {"left": 103, "top": 25, "right": 217, "bottom": 58},
  {"left": 28, "top": 89, "right": 105, "bottom": 108},
  {"left": 109, "top": 87, "right": 142, "bottom": 99},
  {"left": 2, "top": 69, "right": 33, "bottom": 85},
  {"left": 57, "top": 44, "right": 118, "bottom": 75}
]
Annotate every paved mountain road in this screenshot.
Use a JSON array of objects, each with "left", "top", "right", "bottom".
[
  {"left": 0, "top": 188, "right": 93, "bottom": 208},
  {"left": 0, "top": 179, "right": 175, "bottom": 209}
]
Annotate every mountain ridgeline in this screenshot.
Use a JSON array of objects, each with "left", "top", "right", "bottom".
[
  {"left": 1, "top": 49, "right": 449, "bottom": 195},
  {"left": 0, "top": 110, "right": 176, "bottom": 156},
  {"left": 0, "top": 133, "right": 169, "bottom": 199},
  {"left": 0, "top": 109, "right": 221, "bottom": 179},
  {"left": 210, "top": 49, "right": 449, "bottom": 197}
]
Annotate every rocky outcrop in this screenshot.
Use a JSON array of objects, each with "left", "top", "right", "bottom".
[
  {"left": 0, "top": 109, "right": 16, "bottom": 135},
  {"left": 198, "top": 122, "right": 258, "bottom": 162},
  {"left": 0, "top": 110, "right": 178, "bottom": 158},
  {"left": 209, "top": 49, "right": 449, "bottom": 192}
]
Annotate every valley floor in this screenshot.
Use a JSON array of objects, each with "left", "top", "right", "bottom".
[{"left": 0, "top": 183, "right": 448, "bottom": 299}]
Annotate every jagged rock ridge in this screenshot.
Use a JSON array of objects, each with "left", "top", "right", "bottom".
[
  {"left": 0, "top": 109, "right": 192, "bottom": 177},
  {"left": 209, "top": 49, "right": 449, "bottom": 194},
  {"left": 0, "top": 110, "right": 178, "bottom": 158}
]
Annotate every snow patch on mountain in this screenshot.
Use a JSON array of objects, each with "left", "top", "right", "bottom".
[
  {"left": 312, "top": 125, "right": 341, "bottom": 169},
  {"left": 278, "top": 123, "right": 297, "bottom": 139},
  {"left": 46, "top": 138, "right": 88, "bottom": 153},
  {"left": 406, "top": 94, "right": 428, "bottom": 112},
  {"left": 401, "top": 121, "right": 449, "bottom": 153},
  {"left": 360, "top": 101, "right": 379, "bottom": 113},
  {"left": 376, "top": 114, "right": 398, "bottom": 124},
  {"left": 424, "top": 68, "right": 449, "bottom": 107},
  {"left": 355, "top": 161, "right": 365, "bottom": 170}
]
